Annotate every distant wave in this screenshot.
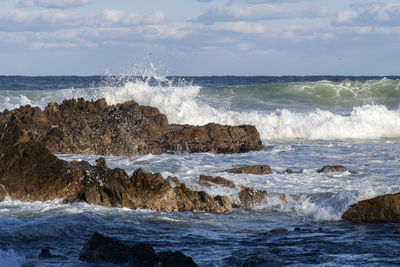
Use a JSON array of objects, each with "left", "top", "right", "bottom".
[{"left": 1, "top": 75, "right": 400, "bottom": 141}]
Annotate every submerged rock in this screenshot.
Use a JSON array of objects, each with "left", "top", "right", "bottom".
[
  {"left": 224, "top": 165, "right": 272, "bottom": 175},
  {"left": 39, "top": 248, "right": 67, "bottom": 259},
  {"left": 0, "top": 98, "right": 262, "bottom": 156},
  {"left": 79, "top": 232, "right": 197, "bottom": 267},
  {"left": 342, "top": 193, "right": 400, "bottom": 223},
  {"left": 317, "top": 165, "right": 348, "bottom": 173},
  {"left": 199, "top": 175, "right": 236, "bottom": 188}
]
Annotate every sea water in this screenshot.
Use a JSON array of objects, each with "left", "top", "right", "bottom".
[{"left": 1, "top": 73, "right": 400, "bottom": 266}]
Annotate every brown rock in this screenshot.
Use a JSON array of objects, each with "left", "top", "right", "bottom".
[
  {"left": 342, "top": 193, "right": 400, "bottom": 223},
  {"left": 0, "top": 124, "right": 232, "bottom": 213},
  {"left": 199, "top": 175, "right": 235, "bottom": 188},
  {"left": 1, "top": 98, "right": 262, "bottom": 156},
  {"left": 238, "top": 187, "right": 267, "bottom": 207},
  {"left": 317, "top": 165, "right": 348, "bottom": 173},
  {"left": 224, "top": 165, "right": 272, "bottom": 175}
]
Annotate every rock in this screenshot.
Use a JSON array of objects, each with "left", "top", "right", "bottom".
[
  {"left": 79, "top": 232, "right": 197, "bottom": 267},
  {"left": 79, "top": 232, "right": 157, "bottom": 266},
  {"left": 157, "top": 251, "right": 197, "bottom": 267},
  {"left": 269, "top": 228, "right": 289, "bottom": 234},
  {"left": 174, "top": 180, "right": 232, "bottom": 212},
  {"left": 317, "top": 165, "right": 348, "bottom": 173},
  {"left": 0, "top": 185, "right": 8, "bottom": 202},
  {"left": 224, "top": 165, "right": 271, "bottom": 175},
  {"left": 241, "top": 256, "right": 269, "bottom": 267},
  {"left": 39, "top": 248, "right": 67, "bottom": 259},
  {"left": 0, "top": 124, "right": 232, "bottom": 212},
  {"left": 1, "top": 98, "right": 262, "bottom": 156},
  {"left": 199, "top": 175, "right": 235, "bottom": 188},
  {"left": 342, "top": 193, "right": 400, "bottom": 223},
  {"left": 238, "top": 187, "right": 267, "bottom": 207}
]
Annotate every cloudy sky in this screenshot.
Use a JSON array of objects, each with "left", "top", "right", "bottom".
[{"left": 0, "top": 0, "right": 399, "bottom": 75}]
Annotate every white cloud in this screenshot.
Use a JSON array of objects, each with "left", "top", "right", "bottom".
[
  {"left": 208, "top": 21, "right": 266, "bottom": 34},
  {"left": 334, "top": 3, "right": 400, "bottom": 27},
  {"left": 197, "top": 4, "right": 329, "bottom": 23},
  {"left": 17, "top": 0, "right": 90, "bottom": 9}
]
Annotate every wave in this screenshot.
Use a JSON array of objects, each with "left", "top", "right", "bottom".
[{"left": 1, "top": 74, "right": 400, "bottom": 141}]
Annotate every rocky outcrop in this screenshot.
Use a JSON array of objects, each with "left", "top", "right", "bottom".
[
  {"left": 342, "top": 193, "right": 400, "bottom": 223},
  {"left": 238, "top": 187, "right": 267, "bottom": 207},
  {"left": 79, "top": 232, "right": 197, "bottom": 267},
  {"left": 0, "top": 124, "right": 231, "bottom": 212},
  {"left": 0, "top": 98, "right": 262, "bottom": 156},
  {"left": 317, "top": 165, "right": 348, "bottom": 173},
  {"left": 224, "top": 165, "right": 272, "bottom": 175},
  {"left": 199, "top": 175, "right": 235, "bottom": 188}
]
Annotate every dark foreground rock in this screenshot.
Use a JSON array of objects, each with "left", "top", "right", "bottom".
[
  {"left": 224, "top": 165, "right": 272, "bottom": 175},
  {"left": 317, "top": 165, "right": 348, "bottom": 173},
  {"left": 0, "top": 125, "right": 231, "bottom": 212},
  {"left": 342, "top": 193, "right": 400, "bottom": 223},
  {"left": 0, "top": 98, "right": 262, "bottom": 156},
  {"left": 79, "top": 232, "right": 197, "bottom": 267}
]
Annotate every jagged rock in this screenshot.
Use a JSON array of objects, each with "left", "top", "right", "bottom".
[
  {"left": 79, "top": 232, "right": 157, "bottom": 266},
  {"left": 238, "top": 187, "right": 267, "bottom": 207},
  {"left": 224, "top": 165, "right": 271, "bottom": 175},
  {"left": 39, "top": 248, "right": 67, "bottom": 259},
  {"left": 317, "top": 165, "right": 348, "bottom": 173},
  {"left": 342, "top": 193, "right": 400, "bottom": 223},
  {"left": 174, "top": 180, "right": 232, "bottom": 212},
  {"left": 0, "top": 98, "right": 262, "bottom": 156},
  {"left": 79, "top": 232, "right": 197, "bottom": 267},
  {"left": 0, "top": 125, "right": 232, "bottom": 212},
  {"left": 199, "top": 175, "right": 235, "bottom": 188},
  {"left": 157, "top": 251, "right": 197, "bottom": 267},
  {"left": 0, "top": 185, "right": 7, "bottom": 202}
]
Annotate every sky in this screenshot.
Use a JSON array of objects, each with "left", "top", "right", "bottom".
[{"left": 0, "top": 0, "right": 399, "bottom": 76}]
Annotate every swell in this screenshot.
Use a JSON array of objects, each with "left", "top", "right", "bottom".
[{"left": 1, "top": 76, "right": 400, "bottom": 141}]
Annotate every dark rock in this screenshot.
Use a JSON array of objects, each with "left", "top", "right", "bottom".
[
  {"left": 241, "top": 256, "right": 269, "bottom": 267},
  {"left": 39, "top": 248, "right": 67, "bottom": 259},
  {"left": 317, "top": 165, "right": 348, "bottom": 173},
  {"left": 157, "top": 251, "right": 197, "bottom": 267},
  {"left": 79, "top": 232, "right": 157, "bottom": 266},
  {"left": 79, "top": 232, "right": 197, "bottom": 267},
  {"left": 0, "top": 185, "right": 8, "bottom": 202},
  {"left": 238, "top": 187, "right": 267, "bottom": 207},
  {"left": 1, "top": 98, "right": 262, "bottom": 156},
  {"left": 293, "top": 227, "right": 301, "bottom": 232},
  {"left": 224, "top": 165, "right": 271, "bottom": 175},
  {"left": 269, "top": 228, "right": 289, "bottom": 234},
  {"left": 199, "top": 175, "right": 235, "bottom": 188},
  {"left": 342, "top": 193, "right": 400, "bottom": 223}
]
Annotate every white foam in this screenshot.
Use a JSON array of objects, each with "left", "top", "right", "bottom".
[{"left": 0, "top": 249, "right": 26, "bottom": 267}]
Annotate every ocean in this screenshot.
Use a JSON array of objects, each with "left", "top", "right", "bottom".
[{"left": 1, "top": 74, "right": 400, "bottom": 266}]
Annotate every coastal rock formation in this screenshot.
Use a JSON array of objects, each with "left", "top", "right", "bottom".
[
  {"left": 0, "top": 125, "right": 231, "bottom": 212},
  {"left": 342, "top": 193, "right": 400, "bottom": 223},
  {"left": 79, "top": 232, "right": 198, "bottom": 266},
  {"left": 199, "top": 174, "right": 235, "bottom": 188},
  {"left": 198, "top": 175, "right": 269, "bottom": 207},
  {"left": 238, "top": 187, "right": 267, "bottom": 207},
  {"left": 0, "top": 98, "right": 262, "bottom": 156},
  {"left": 224, "top": 165, "right": 272, "bottom": 175},
  {"left": 317, "top": 165, "right": 348, "bottom": 173}
]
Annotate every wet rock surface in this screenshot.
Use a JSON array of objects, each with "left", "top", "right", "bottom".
[
  {"left": 342, "top": 192, "right": 400, "bottom": 223},
  {"left": 199, "top": 174, "right": 235, "bottom": 188},
  {"left": 79, "top": 232, "right": 197, "bottom": 267},
  {"left": 0, "top": 98, "right": 262, "bottom": 156},
  {"left": 317, "top": 165, "right": 348, "bottom": 173},
  {"left": 0, "top": 124, "right": 231, "bottom": 212},
  {"left": 224, "top": 165, "right": 272, "bottom": 175}
]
